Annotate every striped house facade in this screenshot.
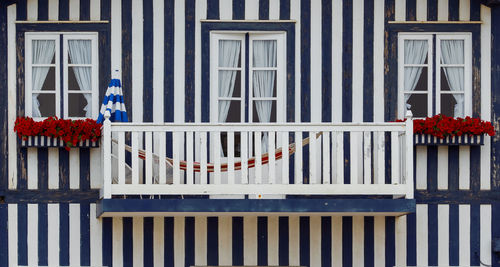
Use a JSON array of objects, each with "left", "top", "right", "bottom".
[{"left": 1, "top": 0, "right": 500, "bottom": 267}]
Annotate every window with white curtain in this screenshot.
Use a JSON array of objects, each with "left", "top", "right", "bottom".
[
  {"left": 25, "top": 33, "right": 99, "bottom": 120},
  {"left": 210, "top": 32, "right": 286, "bottom": 156},
  {"left": 397, "top": 33, "right": 472, "bottom": 119}
]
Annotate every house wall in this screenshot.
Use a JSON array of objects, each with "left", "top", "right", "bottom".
[{"left": 0, "top": 0, "right": 498, "bottom": 266}]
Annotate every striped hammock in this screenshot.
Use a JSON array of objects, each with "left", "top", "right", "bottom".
[{"left": 112, "top": 132, "right": 322, "bottom": 173}]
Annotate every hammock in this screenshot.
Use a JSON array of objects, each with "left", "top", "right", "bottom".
[{"left": 112, "top": 132, "right": 322, "bottom": 173}]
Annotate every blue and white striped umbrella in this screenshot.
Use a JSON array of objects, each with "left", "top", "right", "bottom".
[{"left": 96, "top": 71, "right": 129, "bottom": 123}]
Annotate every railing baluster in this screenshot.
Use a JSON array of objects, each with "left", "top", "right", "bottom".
[
  {"left": 268, "top": 131, "right": 276, "bottom": 184},
  {"left": 145, "top": 131, "right": 153, "bottom": 184},
  {"left": 375, "top": 132, "right": 385, "bottom": 184},
  {"left": 186, "top": 131, "right": 194, "bottom": 185},
  {"left": 214, "top": 131, "right": 221, "bottom": 184},
  {"left": 118, "top": 131, "right": 125, "bottom": 185},
  {"left": 309, "top": 131, "right": 317, "bottom": 184},
  {"left": 200, "top": 132, "right": 208, "bottom": 184},
  {"left": 363, "top": 131, "right": 372, "bottom": 185},
  {"left": 322, "top": 131, "right": 330, "bottom": 184},
  {"left": 295, "top": 131, "right": 303, "bottom": 184},
  {"left": 281, "top": 131, "right": 289, "bottom": 184},
  {"left": 350, "top": 132, "right": 360, "bottom": 184},
  {"left": 334, "top": 132, "right": 344, "bottom": 184},
  {"left": 391, "top": 131, "right": 400, "bottom": 184},
  {"left": 158, "top": 132, "right": 166, "bottom": 184},
  {"left": 173, "top": 132, "right": 180, "bottom": 185},
  {"left": 131, "top": 131, "right": 140, "bottom": 185},
  {"left": 101, "top": 118, "right": 112, "bottom": 198},
  {"left": 255, "top": 131, "right": 262, "bottom": 184},
  {"left": 241, "top": 131, "right": 249, "bottom": 184},
  {"left": 228, "top": 131, "right": 235, "bottom": 184},
  {"left": 405, "top": 111, "right": 414, "bottom": 198}
]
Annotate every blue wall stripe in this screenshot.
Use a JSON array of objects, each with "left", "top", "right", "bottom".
[
  {"left": 164, "top": 217, "right": 175, "bottom": 267},
  {"left": 321, "top": 0, "right": 332, "bottom": 123},
  {"left": 100, "top": 0, "right": 111, "bottom": 20},
  {"left": 16, "top": 3, "right": 27, "bottom": 189},
  {"left": 384, "top": 0, "right": 396, "bottom": 123},
  {"left": 144, "top": 217, "right": 154, "bottom": 267},
  {"left": 470, "top": 147, "right": 480, "bottom": 192},
  {"left": 233, "top": 0, "right": 245, "bottom": 20},
  {"left": 385, "top": 217, "right": 395, "bottom": 267},
  {"left": 245, "top": 34, "right": 250, "bottom": 123},
  {"left": 185, "top": 0, "right": 196, "bottom": 123},
  {"left": 449, "top": 204, "right": 459, "bottom": 266},
  {"left": 427, "top": 146, "right": 438, "bottom": 192},
  {"left": 122, "top": 0, "right": 132, "bottom": 121},
  {"left": 448, "top": 0, "right": 459, "bottom": 21},
  {"left": 428, "top": 205, "right": 438, "bottom": 266},
  {"left": 301, "top": 0, "right": 310, "bottom": 182},
  {"left": 123, "top": 218, "right": 133, "bottom": 267},
  {"left": 0, "top": 205, "right": 8, "bottom": 267},
  {"left": 492, "top": 6, "right": 500, "bottom": 194},
  {"left": 448, "top": 146, "right": 459, "bottom": 191},
  {"left": 406, "top": 212, "right": 416, "bottom": 266},
  {"left": 257, "top": 217, "right": 268, "bottom": 266},
  {"left": 80, "top": 0, "right": 90, "bottom": 20},
  {"left": 80, "top": 203, "right": 90, "bottom": 266},
  {"left": 232, "top": 217, "right": 244, "bottom": 266},
  {"left": 38, "top": 149, "right": 48, "bottom": 190},
  {"left": 343, "top": 0, "right": 353, "bottom": 183},
  {"left": 80, "top": 148, "right": 90, "bottom": 190},
  {"left": 0, "top": 2, "right": 8, "bottom": 193},
  {"left": 102, "top": 217, "right": 113, "bottom": 267},
  {"left": 364, "top": 0, "right": 374, "bottom": 122},
  {"left": 207, "top": 217, "right": 218, "bottom": 265},
  {"left": 299, "top": 217, "right": 310, "bottom": 267},
  {"left": 278, "top": 216, "right": 289, "bottom": 266},
  {"left": 58, "top": 0, "right": 69, "bottom": 20},
  {"left": 406, "top": 0, "right": 416, "bottom": 21},
  {"left": 280, "top": 0, "right": 290, "bottom": 20},
  {"left": 207, "top": 0, "right": 220, "bottom": 19},
  {"left": 143, "top": 0, "right": 154, "bottom": 123},
  {"left": 18, "top": 204, "right": 28, "bottom": 266},
  {"left": 342, "top": 217, "right": 352, "bottom": 267},
  {"left": 165, "top": 0, "right": 175, "bottom": 123},
  {"left": 259, "top": 0, "right": 269, "bottom": 20},
  {"left": 364, "top": 216, "right": 374, "bottom": 267},
  {"left": 470, "top": 204, "right": 480, "bottom": 266},
  {"left": 37, "top": 0, "right": 48, "bottom": 20},
  {"left": 185, "top": 217, "right": 195, "bottom": 267},
  {"left": 493, "top": 204, "right": 500, "bottom": 267},
  {"left": 59, "top": 203, "right": 69, "bottom": 266},
  {"left": 322, "top": 217, "right": 332, "bottom": 267},
  {"left": 470, "top": 0, "right": 480, "bottom": 21},
  {"left": 38, "top": 203, "right": 48, "bottom": 266},
  {"left": 427, "top": 0, "right": 437, "bottom": 21},
  {"left": 59, "top": 148, "right": 69, "bottom": 190}
]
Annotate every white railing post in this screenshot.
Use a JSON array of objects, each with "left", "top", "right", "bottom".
[
  {"left": 101, "top": 111, "right": 112, "bottom": 199},
  {"left": 405, "top": 110, "right": 414, "bottom": 199}
]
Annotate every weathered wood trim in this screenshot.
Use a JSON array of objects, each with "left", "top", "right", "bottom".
[
  {"left": 1, "top": 189, "right": 100, "bottom": 203},
  {"left": 200, "top": 19, "right": 297, "bottom": 22},
  {"left": 388, "top": 20, "right": 482, "bottom": 24},
  {"left": 15, "top": 20, "right": 109, "bottom": 23},
  {"left": 0, "top": 2, "right": 9, "bottom": 192},
  {"left": 415, "top": 190, "right": 500, "bottom": 203}
]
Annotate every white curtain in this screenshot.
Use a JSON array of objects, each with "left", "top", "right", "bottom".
[
  {"left": 218, "top": 40, "right": 241, "bottom": 123},
  {"left": 68, "top": 40, "right": 93, "bottom": 117},
  {"left": 252, "top": 40, "right": 277, "bottom": 152},
  {"left": 404, "top": 40, "right": 428, "bottom": 109},
  {"left": 32, "top": 40, "right": 56, "bottom": 117},
  {"left": 440, "top": 40, "right": 465, "bottom": 117}
]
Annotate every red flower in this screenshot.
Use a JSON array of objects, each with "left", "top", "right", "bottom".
[{"left": 411, "top": 114, "right": 496, "bottom": 138}]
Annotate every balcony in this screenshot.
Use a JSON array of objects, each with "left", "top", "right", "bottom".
[{"left": 98, "top": 114, "right": 415, "bottom": 216}]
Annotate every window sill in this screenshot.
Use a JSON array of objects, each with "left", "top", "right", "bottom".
[
  {"left": 19, "top": 136, "right": 99, "bottom": 148},
  {"left": 414, "top": 134, "right": 484, "bottom": 146}
]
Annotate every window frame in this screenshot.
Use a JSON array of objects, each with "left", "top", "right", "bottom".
[
  {"left": 25, "top": 32, "right": 99, "bottom": 120},
  {"left": 397, "top": 32, "right": 472, "bottom": 119}
]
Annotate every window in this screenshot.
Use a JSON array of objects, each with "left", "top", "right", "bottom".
[
  {"left": 398, "top": 33, "right": 471, "bottom": 118},
  {"left": 25, "top": 33, "right": 99, "bottom": 119},
  {"left": 210, "top": 32, "right": 286, "bottom": 156}
]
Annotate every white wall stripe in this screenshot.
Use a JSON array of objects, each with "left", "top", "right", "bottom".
[
  {"left": 113, "top": 217, "right": 124, "bottom": 267},
  {"left": 244, "top": 216, "right": 258, "bottom": 265},
  {"left": 48, "top": 148, "right": 59, "bottom": 189},
  {"left": 416, "top": 204, "right": 428, "bottom": 266},
  {"left": 27, "top": 0, "right": 37, "bottom": 21},
  {"left": 459, "top": 146, "right": 470, "bottom": 189},
  {"left": 290, "top": 0, "right": 301, "bottom": 122},
  {"left": 27, "top": 204, "right": 38, "bottom": 267},
  {"left": 332, "top": 216, "right": 343, "bottom": 267},
  {"left": 8, "top": 204, "right": 18, "bottom": 267},
  {"left": 395, "top": 215, "right": 406, "bottom": 266},
  {"left": 352, "top": 216, "right": 364, "bottom": 267},
  {"left": 395, "top": 0, "right": 406, "bottom": 21},
  {"left": 69, "top": 204, "right": 81, "bottom": 266},
  {"left": 90, "top": 148, "right": 101, "bottom": 189},
  {"left": 110, "top": 0, "right": 122, "bottom": 74},
  {"left": 268, "top": 216, "right": 279, "bottom": 266},
  {"left": 416, "top": 0, "right": 427, "bottom": 21},
  {"left": 459, "top": 0, "right": 470, "bottom": 21},
  {"left": 154, "top": 217, "right": 165, "bottom": 267},
  {"left": 310, "top": 216, "right": 321, "bottom": 267},
  {"left": 133, "top": 217, "right": 144, "bottom": 267},
  {"left": 480, "top": 5, "right": 492, "bottom": 190},
  {"left": 174, "top": 217, "right": 185, "bottom": 267},
  {"left": 480, "top": 205, "right": 492, "bottom": 266},
  {"left": 27, "top": 148, "right": 37, "bottom": 189},
  {"left": 48, "top": 0, "right": 59, "bottom": 20},
  {"left": 332, "top": 0, "right": 343, "bottom": 122},
  {"left": 373, "top": 216, "right": 385, "bottom": 267},
  {"left": 90, "top": 204, "right": 102, "bottom": 266},
  {"left": 194, "top": 0, "right": 206, "bottom": 123},
  {"left": 437, "top": 147, "right": 448, "bottom": 190},
  {"left": 47, "top": 204, "right": 60, "bottom": 266},
  {"left": 7, "top": 4, "right": 17, "bottom": 190},
  {"left": 194, "top": 216, "right": 207, "bottom": 266},
  {"left": 245, "top": 0, "right": 259, "bottom": 20},
  {"left": 219, "top": 216, "right": 232, "bottom": 265},
  {"left": 310, "top": 0, "right": 321, "bottom": 123},
  {"left": 289, "top": 216, "right": 300, "bottom": 266},
  {"left": 373, "top": 0, "right": 383, "bottom": 122},
  {"left": 269, "top": 0, "right": 280, "bottom": 20},
  {"left": 438, "top": 205, "right": 450, "bottom": 266},
  {"left": 438, "top": 0, "right": 449, "bottom": 20},
  {"left": 90, "top": 0, "right": 101, "bottom": 20},
  {"left": 219, "top": 0, "right": 232, "bottom": 20},
  {"left": 69, "top": 0, "right": 80, "bottom": 21},
  {"left": 459, "top": 205, "right": 471, "bottom": 265},
  {"left": 132, "top": 0, "right": 144, "bottom": 123},
  {"left": 174, "top": 0, "right": 185, "bottom": 123},
  {"left": 153, "top": 0, "right": 165, "bottom": 123},
  {"left": 416, "top": 146, "right": 427, "bottom": 189},
  {"left": 69, "top": 148, "right": 80, "bottom": 189}
]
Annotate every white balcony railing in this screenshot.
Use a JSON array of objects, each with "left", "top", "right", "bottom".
[{"left": 101, "top": 112, "right": 414, "bottom": 199}]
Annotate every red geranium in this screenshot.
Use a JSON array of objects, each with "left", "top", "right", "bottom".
[
  {"left": 14, "top": 116, "right": 102, "bottom": 151},
  {"left": 411, "top": 114, "right": 495, "bottom": 138}
]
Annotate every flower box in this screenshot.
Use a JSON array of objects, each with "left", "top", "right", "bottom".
[
  {"left": 414, "top": 133, "right": 484, "bottom": 146},
  {"left": 19, "top": 136, "right": 99, "bottom": 148}
]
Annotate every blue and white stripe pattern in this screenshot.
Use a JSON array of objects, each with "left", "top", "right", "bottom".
[{"left": 96, "top": 73, "right": 129, "bottom": 123}]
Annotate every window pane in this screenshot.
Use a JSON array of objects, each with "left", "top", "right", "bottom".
[
  {"left": 441, "top": 94, "right": 464, "bottom": 118},
  {"left": 441, "top": 67, "right": 464, "bottom": 92},
  {"left": 69, "top": 67, "right": 92, "bottom": 91},
  {"left": 404, "top": 67, "right": 427, "bottom": 92},
  {"left": 33, "top": 67, "right": 56, "bottom": 91},
  {"left": 404, "top": 40, "right": 428, "bottom": 64},
  {"left": 253, "top": 70, "right": 276, "bottom": 97},
  {"left": 253, "top": 100, "right": 276, "bottom": 123},
  {"left": 218, "top": 40, "right": 241, "bottom": 68},
  {"left": 35, "top": 93, "right": 56, "bottom": 117},
  {"left": 68, "top": 40, "right": 92, "bottom": 64},
  {"left": 405, "top": 94, "right": 427, "bottom": 118},
  {"left": 253, "top": 40, "right": 277, "bottom": 67},
  {"left": 440, "top": 40, "right": 464, "bottom": 64},
  {"left": 219, "top": 100, "right": 241, "bottom": 122},
  {"left": 32, "top": 40, "right": 56, "bottom": 64},
  {"left": 219, "top": 70, "right": 241, "bottom": 98},
  {"left": 68, "top": 93, "right": 90, "bottom": 117}
]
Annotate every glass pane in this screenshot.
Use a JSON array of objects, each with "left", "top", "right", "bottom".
[
  {"left": 219, "top": 100, "right": 241, "bottom": 122},
  {"left": 68, "top": 40, "right": 92, "bottom": 64},
  {"left": 440, "top": 40, "right": 464, "bottom": 64},
  {"left": 33, "top": 67, "right": 56, "bottom": 91},
  {"left": 253, "top": 100, "right": 276, "bottom": 123},
  {"left": 32, "top": 40, "right": 56, "bottom": 64},
  {"left": 441, "top": 94, "right": 464, "bottom": 118},
  {"left": 253, "top": 40, "right": 277, "bottom": 67},
  {"left": 69, "top": 67, "right": 92, "bottom": 91},
  {"left": 404, "top": 40, "right": 428, "bottom": 64},
  {"left": 405, "top": 94, "right": 427, "bottom": 118},
  {"left": 218, "top": 40, "right": 241, "bottom": 68},
  {"left": 404, "top": 67, "right": 427, "bottom": 92},
  {"left": 218, "top": 70, "right": 239, "bottom": 98},
  {"left": 441, "top": 67, "right": 464, "bottom": 92},
  {"left": 253, "top": 70, "right": 276, "bottom": 97},
  {"left": 68, "top": 93, "right": 90, "bottom": 117},
  {"left": 35, "top": 93, "right": 56, "bottom": 117}
]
